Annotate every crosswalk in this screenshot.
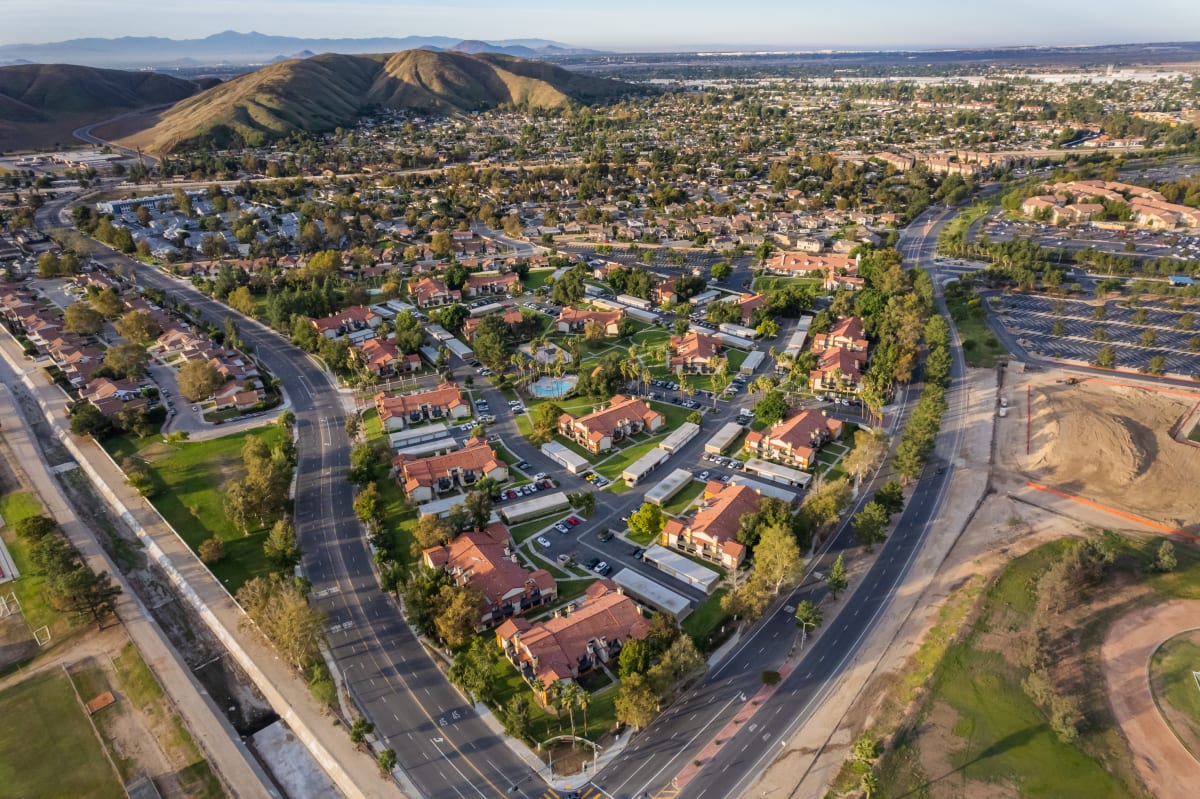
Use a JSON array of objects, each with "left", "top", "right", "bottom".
[{"left": 538, "top": 787, "right": 604, "bottom": 799}]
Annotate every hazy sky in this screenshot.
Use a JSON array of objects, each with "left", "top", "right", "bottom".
[{"left": 4, "top": 0, "right": 1198, "bottom": 50}]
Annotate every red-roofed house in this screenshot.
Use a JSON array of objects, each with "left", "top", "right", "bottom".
[
  {"left": 374, "top": 383, "right": 470, "bottom": 431},
  {"left": 660, "top": 482, "right": 759, "bottom": 569},
  {"left": 555, "top": 307, "right": 623, "bottom": 336},
  {"left": 670, "top": 331, "right": 725, "bottom": 373},
  {"left": 354, "top": 338, "right": 421, "bottom": 377},
  {"left": 809, "top": 347, "right": 868, "bottom": 393},
  {"left": 495, "top": 581, "right": 648, "bottom": 697},
  {"left": 810, "top": 317, "right": 868, "bottom": 352},
  {"left": 558, "top": 395, "right": 664, "bottom": 454},
  {"left": 762, "top": 252, "right": 856, "bottom": 278},
  {"left": 743, "top": 409, "right": 843, "bottom": 469},
  {"left": 411, "top": 277, "right": 461, "bottom": 308},
  {"left": 423, "top": 523, "right": 557, "bottom": 628},
  {"left": 394, "top": 438, "right": 508, "bottom": 503},
  {"left": 464, "top": 272, "right": 520, "bottom": 297},
  {"left": 310, "top": 305, "right": 383, "bottom": 339}
]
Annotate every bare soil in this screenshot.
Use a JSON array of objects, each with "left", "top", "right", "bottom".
[{"left": 995, "top": 378, "right": 1200, "bottom": 530}]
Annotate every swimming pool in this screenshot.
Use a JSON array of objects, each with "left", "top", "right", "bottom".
[{"left": 529, "top": 376, "right": 578, "bottom": 398}]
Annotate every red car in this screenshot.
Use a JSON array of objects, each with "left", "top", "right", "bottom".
[{"left": 565, "top": 516, "right": 581, "bottom": 526}]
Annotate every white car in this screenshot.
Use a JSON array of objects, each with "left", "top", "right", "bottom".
[{"left": 536, "top": 536, "right": 551, "bottom": 548}]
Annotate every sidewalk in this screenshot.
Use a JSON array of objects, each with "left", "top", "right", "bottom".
[
  {"left": 0, "top": 383, "right": 276, "bottom": 799},
  {"left": 0, "top": 335, "right": 404, "bottom": 799}
]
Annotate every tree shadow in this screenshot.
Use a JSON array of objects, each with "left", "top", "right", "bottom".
[{"left": 896, "top": 724, "right": 1046, "bottom": 798}]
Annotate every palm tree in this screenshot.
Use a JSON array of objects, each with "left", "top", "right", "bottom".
[
  {"left": 640, "top": 366, "right": 651, "bottom": 398},
  {"left": 578, "top": 689, "right": 590, "bottom": 740},
  {"left": 560, "top": 681, "right": 581, "bottom": 745}
]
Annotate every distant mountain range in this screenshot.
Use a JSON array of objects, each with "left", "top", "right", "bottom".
[{"left": 0, "top": 30, "right": 601, "bottom": 69}]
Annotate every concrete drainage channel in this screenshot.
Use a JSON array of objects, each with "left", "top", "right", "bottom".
[{"left": 4, "top": 367, "right": 288, "bottom": 791}]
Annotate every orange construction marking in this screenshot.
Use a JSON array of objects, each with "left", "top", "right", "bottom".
[
  {"left": 1024, "top": 482, "right": 1198, "bottom": 541},
  {"left": 1079, "top": 376, "right": 1200, "bottom": 400}
]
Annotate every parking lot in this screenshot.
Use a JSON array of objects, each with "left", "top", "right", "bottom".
[
  {"left": 979, "top": 215, "right": 1200, "bottom": 262},
  {"left": 994, "top": 293, "right": 1200, "bottom": 375}
]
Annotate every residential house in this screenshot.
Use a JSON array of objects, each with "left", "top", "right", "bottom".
[
  {"left": 354, "top": 338, "right": 421, "bottom": 377},
  {"left": 810, "top": 317, "right": 868, "bottom": 352},
  {"left": 743, "top": 409, "right": 843, "bottom": 470},
  {"left": 555, "top": 307, "right": 623, "bottom": 336},
  {"left": 809, "top": 347, "right": 868, "bottom": 393},
  {"left": 411, "top": 277, "right": 462, "bottom": 308},
  {"left": 422, "top": 523, "right": 556, "bottom": 628},
  {"left": 495, "top": 581, "right": 649, "bottom": 695},
  {"left": 670, "top": 331, "right": 725, "bottom": 373},
  {"left": 464, "top": 272, "right": 520, "bottom": 297},
  {"left": 660, "top": 482, "right": 758, "bottom": 568},
  {"left": 463, "top": 307, "right": 524, "bottom": 342},
  {"left": 374, "top": 382, "right": 470, "bottom": 431},
  {"left": 558, "top": 395, "right": 665, "bottom": 454},
  {"left": 395, "top": 438, "right": 508, "bottom": 503},
  {"left": 311, "top": 305, "right": 383, "bottom": 340},
  {"left": 761, "top": 252, "right": 857, "bottom": 278}
]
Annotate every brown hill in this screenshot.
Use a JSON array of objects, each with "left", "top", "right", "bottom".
[
  {"left": 0, "top": 63, "right": 201, "bottom": 151},
  {"left": 119, "top": 50, "right": 631, "bottom": 154}
]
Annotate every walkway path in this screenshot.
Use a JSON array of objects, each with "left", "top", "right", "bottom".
[{"left": 1101, "top": 600, "right": 1200, "bottom": 799}]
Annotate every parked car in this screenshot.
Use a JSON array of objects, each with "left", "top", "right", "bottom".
[
  {"left": 536, "top": 536, "right": 551, "bottom": 548},
  {"left": 565, "top": 516, "right": 581, "bottom": 526},
  {"left": 597, "top": 529, "right": 613, "bottom": 542},
  {"left": 593, "top": 561, "right": 610, "bottom": 574},
  {"left": 554, "top": 523, "right": 570, "bottom": 534},
  {"left": 630, "top": 547, "right": 644, "bottom": 559},
  {"left": 586, "top": 557, "right": 601, "bottom": 569}
]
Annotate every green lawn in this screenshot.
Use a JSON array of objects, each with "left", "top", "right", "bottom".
[
  {"left": 522, "top": 269, "right": 557, "bottom": 292},
  {"left": 104, "top": 426, "right": 285, "bottom": 592},
  {"left": 946, "top": 289, "right": 1008, "bottom": 369},
  {"left": 374, "top": 474, "right": 417, "bottom": 564},
  {"left": 662, "top": 480, "right": 705, "bottom": 516},
  {"left": 362, "top": 407, "right": 384, "bottom": 441},
  {"left": 726, "top": 349, "right": 749, "bottom": 372},
  {"left": 753, "top": 276, "right": 823, "bottom": 293},
  {"left": 682, "top": 588, "right": 730, "bottom": 650},
  {"left": 1150, "top": 633, "right": 1200, "bottom": 757},
  {"left": 933, "top": 645, "right": 1126, "bottom": 798},
  {"left": 492, "top": 442, "right": 519, "bottom": 466},
  {"left": 0, "top": 671, "right": 125, "bottom": 799},
  {"left": 1189, "top": 423, "right": 1200, "bottom": 443},
  {"left": 625, "top": 526, "right": 659, "bottom": 546},
  {"left": 648, "top": 400, "right": 694, "bottom": 430},
  {"left": 0, "top": 491, "right": 63, "bottom": 634},
  {"left": 595, "top": 436, "right": 668, "bottom": 480},
  {"left": 510, "top": 514, "right": 563, "bottom": 543}
]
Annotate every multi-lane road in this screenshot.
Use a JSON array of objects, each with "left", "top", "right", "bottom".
[{"left": 36, "top": 178, "right": 976, "bottom": 799}]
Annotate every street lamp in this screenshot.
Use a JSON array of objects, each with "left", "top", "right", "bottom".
[{"left": 798, "top": 619, "right": 816, "bottom": 651}]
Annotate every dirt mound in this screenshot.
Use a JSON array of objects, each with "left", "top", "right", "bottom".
[{"left": 1002, "top": 380, "right": 1200, "bottom": 529}]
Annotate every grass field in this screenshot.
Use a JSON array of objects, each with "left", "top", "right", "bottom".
[
  {"left": 752, "top": 276, "right": 823, "bottom": 293},
  {"left": 594, "top": 437, "right": 667, "bottom": 480},
  {"left": 104, "top": 426, "right": 284, "bottom": 592},
  {"left": 875, "top": 538, "right": 1141, "bottom": 799},
  {"left": 681, "top": 588, "right": 729, "bottom": 650},
  {"left": 1150, "top": 633, "right": 1200, "bottom": 758},
  {"left": 1189, "top": 423, "right": 1200, "bottom": 443},
  {"left": 0, "top": 671, "right": 125, "bottom": 799},
  {"left": 945, "top": 289, "right": 1007, "bottom": 369},
  {"left": 0, "top": 491, "right": 63, "bottom": 634},
  {"left": 521, "top": 269, "right": 556, "bottom": 292},
  {"left": 662, "top": 481, "right": 705, "bottom": 516}
]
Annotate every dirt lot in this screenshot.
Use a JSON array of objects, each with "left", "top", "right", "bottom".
[{"left": 995, "top": 377, "right": 1200, "bottom": 531}]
